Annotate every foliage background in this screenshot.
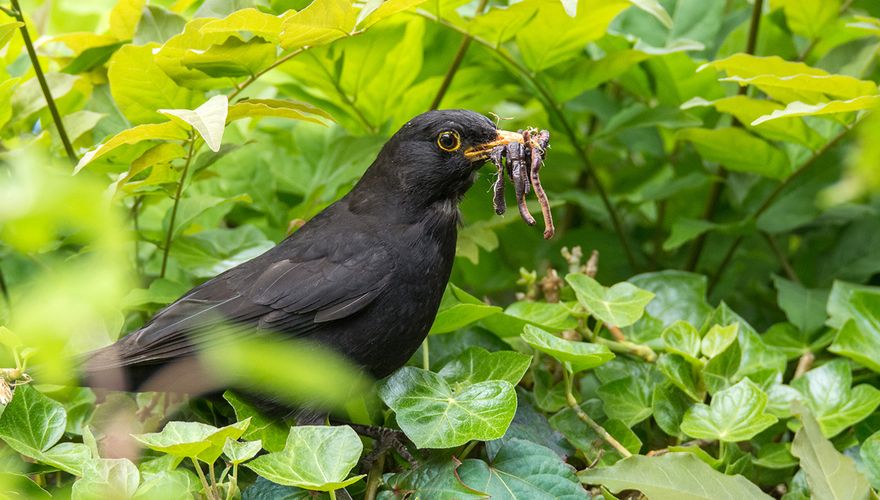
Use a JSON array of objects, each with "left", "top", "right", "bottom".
[{"left": 1, "top": 0, "right": 880, "bottom": 498}]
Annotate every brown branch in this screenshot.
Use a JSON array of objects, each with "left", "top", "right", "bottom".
[
  {"left": 762, "top": 232, "right": 800, "bottom": 283},
  {"left": 429, "top": 0, "right": 489, "bottom": 110}
]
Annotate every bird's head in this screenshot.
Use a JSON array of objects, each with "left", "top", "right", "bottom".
[{"left": 363, "top": 110, "right": 526, "bottom": 206}]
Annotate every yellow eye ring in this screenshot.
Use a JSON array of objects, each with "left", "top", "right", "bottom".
[{"left": 437, "top": 131, "right": 461, "bottom": 152}]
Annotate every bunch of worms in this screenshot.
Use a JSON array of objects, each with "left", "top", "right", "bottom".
[{"left": 490, "top": 129, "right": 554, "bottom": 239}]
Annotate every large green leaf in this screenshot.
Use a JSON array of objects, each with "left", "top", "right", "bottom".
[
  {"left": 565, "top": 274, "right": 654, "bottom": 327},
  {"left": 358, "top": 0, "right": 429, "bottom": 29},
  {"left": 107, "top": 44, "right": 196, "bottom": 124},
  {"left": 457, "top": 438, "right": 588, "bottom": 499},
  {"left": 677, "top": 127, "right": 790, "bottom": 179},
  {"left": 384, "top": 458, "right": 488, "bottom": 499},
  {"left": 791, "top": 404, "right": 871, "bottom": 500},
  {"left": 438, "top": 347, "right": 531, "bottom": 386},
  {"left": 661, "top": 321, "right": 701, "bottom": 365},
  {"left": 772, "top": 276, "right": 830, "bottom": 335},
  {"left": 245, "top": 426, "right": 364, "bottom": 491},
  {"left": 680, "top": 378, "right": 777, "bottom": 442},
  {"left": 829, "top": 290, "right": 880, "bottom": 372},
  {"left": 226, "top": 99, "right": 330, "bottom": 124},
  {"left": 72, "top": 458, "right": 140, "bottom": 500},
  {"left": 629, "top": 271, "right": 713, "bottom": 328},
  {"left": 198, "top": 8, "right": 288, "bottom": 43},
  {"left": 74, "top": 121, "right": 187, "bottom": 173},
  {"left": 379, "top": 366, "right": 517, "bottom": 448},
  {"left": 752, "top": 96, "right": 880, "bottom": 125},
  {"left": 223, "top": 391, "right": 288, "bottom": 452},
  {"left": 791, "top": 360, "right": 880, "bottom": 437},
  {"left": 133, "top": 419, "right": 249, "bottom": 462},
  {"left": 0, "top": 385, "right": 66, "bottom": 458},
  {"left": 861, "top": 431, "right": 880, "bottom": 490},
  {"left": 579, "top": 453, "right": 772, "bottom": 499},
  {"left": 521, "top": 325, "right": 614, "bottom": 373},
  {"left": 597, "top": 375, "right": 654, "bottom": 426},
  {"left": 779, "top": 0, "right": 840, "bottom": 39},
  {"left": 279, "top": 0, "right": 356, "bottom": 50}
]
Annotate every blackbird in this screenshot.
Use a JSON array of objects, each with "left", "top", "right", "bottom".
[{"left": 83, "top": 109, "right": 524, "bottom": 416}]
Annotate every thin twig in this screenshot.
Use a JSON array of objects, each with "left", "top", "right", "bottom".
[
  {"left": 306, "top": 51, "right": 377, "bottom": 134},
  {"left": 793, "top": 351, "right": 814, "bottom": 380},
  {"left": 9, "top": 0, "right": 77, "bottom": 163},
  {"left": 594, "top": 336, "right": 656, "bottom": 363},
  {"left": 429, "top": 0, "right": 490, "bottom": 110},
  {"left": 563, "top": 370, "right": 631, "bottom": 458},
  {"left": 364, "top": 451, "right": 385, "bottom": 500},
  {"left": 709, "top": 126, "right": 853, "bottom": 292},
  {"left": 416, "top": 11, "right": 638, "bottom": 270},
  {"left": 685, "top": 0, "right": 763, "bottom": 271},
  {"left": 159, "top": 136, "right": 196, "bottom": 278},
  {"left": 762, "top": 232, "right": 800, "bottom": 283}
]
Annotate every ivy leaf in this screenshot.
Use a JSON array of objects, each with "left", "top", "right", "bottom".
[
  {"left": 438, "top": 347, "right": 531, "bottom": 386},
  {"left": 279, "top": 0, "right": 356, "bottom": 50},
  {"left": 384, "top": 458, "right": 488, "bottom": 499},
  {"left": 458, "top": 438, "right": 588, "bottom": 499},
  {"left": 159, "top": 95, "right": 228, "bottom": 153},
  {"left": 829, "top": 291, "right": 880, "bottom": 373},
  {"left": 661, "top": 321, "right": 702, "bottom": 365},
  {"left": 72, "top": 458, "right": 140, "bottom": 500},
  {"left": 656, "top": 354, "right": 703, "bottom": 401},
  {"left": 579, "top": 452, "right": 772, "bottom": 499},
  {"left": 223, "top": 391, "right": 287, "bottom": 452},
  {"left": 791, "top": 403, "right": 871, "bottom": 500},
  {"left": 772, "top": 276, "right": 830, "bottom": 335},
  {"left": 521, "top": 325, "right": 614, "bottom": 373},
  {"left": 629, "top": 271, "right": 713, "bottom": 328},
  {"left": 245, "top": 426, "right": 365, "bottom": 491},
  {"left": 791, "top": 359, "right": 880, "bottom": 437},
  {"left": 680, "top": 378, "right": 778, "bottom": 442},
  {"left": 133, "top": 419, "right": 249, "bottom": 462},
  {"left": 565, "top": 274, "right": 654, "bottom": 327},
  {"left": 701, "top": 324, "right": 738, "bottom": 358},
  {"left": 861, "top": 431, "right": 880, "bottom": 490},
  {"left": 0, "top": 385, "right": 66, "bottom": 459},
  {"left": 597, "top": 376, "right": 654, "bottom": 426},
  {"left": 431, "top": 284, "right": 502, "bottom": 334},
  {"left": 379, "top": 366, "right": 517, "bottom": 449}
]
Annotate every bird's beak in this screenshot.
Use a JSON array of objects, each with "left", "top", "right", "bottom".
[{"left": 464, "top": 130, "right": 524, "bottom": 161}]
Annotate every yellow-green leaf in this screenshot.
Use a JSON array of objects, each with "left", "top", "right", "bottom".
[
  {"left": 74, "top": 121, "right": 188, "bottom": 173},
  {"left": 107, "top": 44, "right": 197, "bottom": 124},
  {"left": 721, "top": 74, "right": 878, "bottom": 102},
  {"left": 751, "top": 96, "right": 880, "bottom": 125},
  {"left": 199, "top": 8, "right": 290, "bottom": 44},
  {"left": 109, "top": 0, "right": 146, "bottom": 40},
  {"left": 778, "top": 0, "right": 840, "bottom": 40},
  {"left": 227, "top": 98, "right": 331, "bottom": 124},
  {"left": 628, "top": 0, "right": 672, "bottom": 29},
  {"left": 0, "top": 22, "right": 23, "bottom": 49},
  {"left": 699, "top": 54, "right": 827, "bottom": 79},
  {"left": 279, "top": 0, "right": 357, "bottom": 50},
  {"left": 677, "top": 127, "right": 790, "bottom": 179},
  {"left": 358, "top": 0, "right": 429, "bottom": 29}
]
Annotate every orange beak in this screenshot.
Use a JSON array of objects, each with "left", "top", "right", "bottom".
[{"left": 463, "top": 130, "right": 525, "bottom": 161}]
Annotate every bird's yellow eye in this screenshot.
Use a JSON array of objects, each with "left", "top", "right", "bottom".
[{"left": 437, "top": 131, "right": 461, "bottom": 152}]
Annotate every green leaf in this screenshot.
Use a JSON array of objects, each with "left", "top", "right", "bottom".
[
  {"left": 199, "top": 8, "right": 287, "bottom": 43},
  {"left": 663, "top": 218, "right": 719, "bottom": 251},
  {"left": 791, "top": 360, "right": 880, "bottom": 437},
  {"left": 132, "top": 419, "right": 249, "bottom": 461},
  {"left": 438, "top": 347, "right": 531, "bottom": 386},
  {"left": 159, "top": 95, "right": 228, "bottom": 152},
  {"left": 565, "top": 274, "right": 655, "bottom": 327},
  {"left": 379, "top": 366, "right": 517, "bottom": 449},
  {"left": 656, "top": 354, "right": 703, "bottom": 401},
  {"left": 180, "top": 38, "right": 276, "bottom": 79},
  {"left": 279, "top": 0, "right": 356, "bottom": 50},
  {"left": 579, "top": 452, "right": 772, "bottom": 499},
  {"left": 701, "top": 333, "right": 741, "bottom": 394},
  {"left": 457, "top": 438, "right": 588, "bottom": 499},
  {"left": 468, "top": 2, "right": 538, "bottom": 48},
  {"left": 74, "top": 121, "right": 187, "bottom": 173},
  {"left": 480, "top": 301, "right": 578, "bottom": 337},
  {"left": 772, "top": 276, "right": 830, "bottom": 335},
  {"left": 752, "top": 442, "right": 797, "bottom": 469},
  {"left": 63, "top": 42, "right": 126, "bottom": 74},
  {"left": 627, "top": 0, "right": 673, "bottom": 28},
  {"left": 652, "top": 384, "right": 691, "bottom": 436},
  {"left": 223, "top": 391, "right": 288, "bottom": 452},
  {"left": 109, "top": 0, "right": 145, "bottom": 40},
  {"left": 791, "top": 403, "right": 871, "bottom": 500},
  {"left": 42, "top": 442, "right": 92, "bottom": 476},
  {"left": 133, "top": 5, "right": 186, "bottom": 44},
  {"left": 700, "top": 54, "right": 827, "bottom": 79},
  {"left": 0, "top": 22, "right": 23, "bottom": 50},
  {"left": 430, "top": 304, "right": 502, "bottom": 334},
  {"left": 629, "top": 271, "right": 713, "bottom": 328},
  {"left": 677, "top": 127, "right": 790, "bottom": 179},
  {"left": 358, "top": 0, "right": 429, "bottom": 29},
  {"left": 245, "top": 425, "right": 365, "bottom": 491},
  {"left": 0, "top": 385, "right": 66, "bottom": 459},
  {"left": 779, "top": 0, "right": 840, "bottom": 39},
  {"left": 722, "top": 74, "right": 878, "bottom": 102},
  {"left": 597, "top": 375, "right": 654, "bottom": 426},
  {"left": 829, "top": 291, "right": 880, "bottom": 372},
  {"left": 861, "top": 431, "right": 880, "bottom": 490},
  {"left": 701, "top": 324, "right": 738, "bottom": 358},
  {"left": 680, "top": 378, "right": 778, "bottom": 442},
  {"left": 226, "top": 99, "right": 331, "bottom": 124},
  {"left": 521, "top": 325, "right": 614, "bottom": 373},
  {"left": 107, "top": 44, "right": 196, "bottom": 124},
  {"left": 12, "top": 73, "right": 79, "bottom": 119},
  {"left": 223, "top": 438, "right": 261, "bottom": 464},
  {"left": 384, "top": 458, "right": 488, "bottom": 499},
  {"left": 752, "top": 96, "right": 880, "bottom": 126},
  {"left": 661, "top": 321, "right": 701, "bottom": 365},
  {"left": 72, "top": 458, "right": 140, "bottom": 500}
]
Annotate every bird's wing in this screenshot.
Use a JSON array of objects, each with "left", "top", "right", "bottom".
[{"left": 89, "top": 240, "right": 395, "bottom": 368}]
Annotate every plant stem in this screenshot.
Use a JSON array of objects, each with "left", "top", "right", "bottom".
[
  {"left": 160, "top": 135, "right": 196, "bottom": 278},
  {"left": 417, "top": 10, "right": 638, "bottom": 271},
  {"left": 429, "top": 0, "right": 489, "bottom": 110},
  {"left": 459, "top": 440, "right": 478, "bottom": 460},
  {"left": 364, "top": 451, "right": 385, "bottom": 500},
  {"left": 422, "top": 337, "right": 430, "bottom": 370},
  {"left": 792, "top": 351, "right": 814, "bottom": 380},
  {"left": 594, "top": 336, "right": 656, "bottom": 363},
  {"left": 208, "top": 461, "right": 219, "bottom": 498},
  {"left": 9, "top": 0, "right": 77, "bottom": 163},
  {"left": 685, "top": 0, "right": 763, "bottom": 271},
  {"left": 329, "top": 489, "right": 338, "bottom": 500},
  {"left": 709, "top": 126, "right": 852, "bottom": 292},
  {"left": 563, "top": 370, "right": 631, "bottom": 458},
  {"left": 762, "top": 232, "right": 800, "bottom": 283},
  {"left": 226, "top": 463, "right": 238, "bottom": 500},
  {"left": 191, "top": 458, "right": 215, "bottom": 500}
]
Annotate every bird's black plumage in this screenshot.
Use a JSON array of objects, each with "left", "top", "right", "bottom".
[{"left": 83, "top": 110, "right": 503, "bottom": 414}]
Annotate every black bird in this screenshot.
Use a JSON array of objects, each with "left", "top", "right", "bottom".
[{"left": 83, "top": 109, "right": 523, "bottom": 416}]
